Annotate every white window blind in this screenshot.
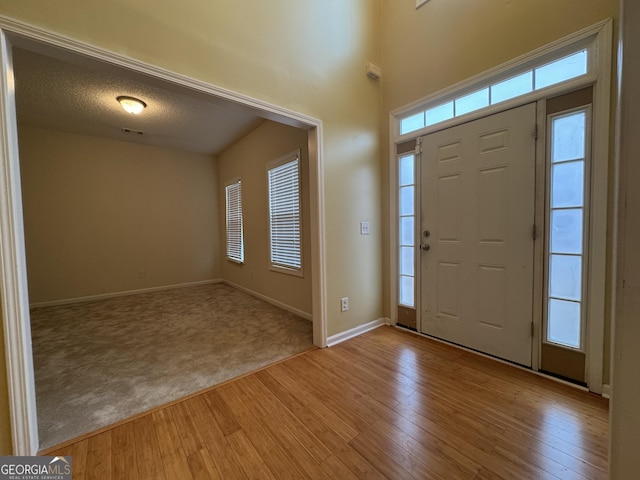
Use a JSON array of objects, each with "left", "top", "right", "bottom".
[
  {"left": 225, "top": 179, "right": 244, "bottom": 263},
  {"left": 268, "top": 153, "right": 302, "bottom": 273}
]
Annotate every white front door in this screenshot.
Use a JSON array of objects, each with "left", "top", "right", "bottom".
[{"left": 420, "top": 103, "right": 536, "bottom": 366}]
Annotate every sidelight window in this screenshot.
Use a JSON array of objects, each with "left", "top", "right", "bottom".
[
  {"left": 398, "top": 153, "right": 416, "bottom": 307},
  {"left": 545, "top": 108, "right": 589, "bottom": 350}
]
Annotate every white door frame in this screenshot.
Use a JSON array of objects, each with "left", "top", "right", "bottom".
[
  {"left": 0, "top": 15, "right": 328, "bottom": 455},
  {"left": 389, "top": 19, "right": 612, "bottom": 394}
]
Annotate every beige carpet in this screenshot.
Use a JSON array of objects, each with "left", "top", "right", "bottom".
[{"left": 29, "top": 283, "right": 313, "bottom": 449}]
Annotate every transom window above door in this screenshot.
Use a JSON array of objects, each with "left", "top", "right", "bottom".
[{"left": 398, "top": 46, "right": 593, "bottom": 137}]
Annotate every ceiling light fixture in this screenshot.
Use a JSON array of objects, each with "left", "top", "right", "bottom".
[{"left": 117, "top": 96, "right": 147, "bottom": 115}]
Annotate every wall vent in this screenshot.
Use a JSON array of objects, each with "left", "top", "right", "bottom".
[{"left": 121, "top": 127, "right": 145, "bottom": 136}]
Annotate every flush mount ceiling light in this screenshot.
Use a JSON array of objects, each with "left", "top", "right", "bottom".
[{"left": 117, "top": 96, "right": 147, "bottom": 115}]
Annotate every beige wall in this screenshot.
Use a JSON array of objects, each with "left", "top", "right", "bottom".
[
  {"left": 19, "top": 126, "right": 220, "bottom": 304},
  {"left": 610, "top": 0, "right": 640, "bottom": 476},
  {"left": 217, "top": 121, "right": 312, "bottom": 315},
  {"left": 380, "top": 0, "right": 618, "bottom": 382},
  {"left": 0, "top": 0, "right": 383, "bottom": 446}
]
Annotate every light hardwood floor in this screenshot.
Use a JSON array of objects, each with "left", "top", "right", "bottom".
[{"left": 46, "top": 326, "right": 609, "bottom": 479}]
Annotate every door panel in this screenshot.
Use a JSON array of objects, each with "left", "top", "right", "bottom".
[
  {"left": 436, "top": 261, "right": 460, "bottom": 319},
  {"left": 476, "top": 265, "right": 507, "bottom": 329},
  {"left": 437, "top": 174, "right": 461, "bottom": 241},
  {"left": 420, "top": 103, "right": 536, "bottom": 367}
]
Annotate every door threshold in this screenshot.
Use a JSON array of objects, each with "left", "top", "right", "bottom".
[
  {"left": 539, "top": 370, "right": 588, "bottom": 388},
  {"left": 394, "top": 325, "right": 593, "bottom": 395},
  {"left": 396, "top": 323, "right": 417, "bottom": 333}
]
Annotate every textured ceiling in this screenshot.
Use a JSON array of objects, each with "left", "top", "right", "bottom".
[{"left": 12, "top": 47, "right": 266, "bottom": 155}]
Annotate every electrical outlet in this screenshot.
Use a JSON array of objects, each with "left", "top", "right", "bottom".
[
  {"left": 341, "top": 297, "right": 349, "bottom": 312},
  {"left": 360, "top": 221, "right": 370, "bottom": 235},
  {"left": 138, "top": 270, "right": 146, "bottom": 278}
]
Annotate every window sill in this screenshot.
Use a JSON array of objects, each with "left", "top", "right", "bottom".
[{"left": 270, "top": 264, "right": 303, "bottom": 278}]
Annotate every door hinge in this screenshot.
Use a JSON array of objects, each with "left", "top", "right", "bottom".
[
  {"left": 531, "top": 321, "right": 535, "bottom": 337},
  {"left": 532, "top": 224, "right": 537, "bottom": 240},
  {"left": 533, "top": 124, "right": 539, "bottom": 140},
  {"left": 415, "top": 136, "right": 423, "bottom": 155}
]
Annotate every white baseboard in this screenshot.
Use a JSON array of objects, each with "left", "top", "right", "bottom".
[
  {"left": 327, "top": 318, "right": 389, "bottom": 347},
  {"left": 222, "top": 280, "right": 313, "bottom": 321},
  {"left": 602, "top": 384, "right": 611, "bottom": 399},
  {"left": 29, "top": 279, "right": 223, "bottom": 308}
]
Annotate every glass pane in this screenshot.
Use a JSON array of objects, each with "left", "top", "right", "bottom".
[
  {"left": 399, "top": 186, "right": 414, "bottom": 216},
  {"left": 549, "top": 254, "right": 582, "bottom": 301},
  {"left": 490, "top": 71, "right": 533, "bottom": 104},
  {"left": 399, "top": 154, "right": 415, "bottom": 186},
  {"left": 455, "top": 88, "right": 489, "bottom": 116},
  {"left": 551, "top": 209, "right": 583, "bottom": 254},
  {"left": 400, "top": 275, "right": 415, "bottom": 307},
  {"left": 535, "top": 50, "right": 588, "bottom": 90},
  {"left": 400, "top": 112, "right": 425, "bottom": 135},
  {"left": 425, "top": 101, "right": 454, "bottom": 126},
  {"left": 400, "top": 217, "right": 414, "bottom": 246},
  {"left": 552, "top": 112, "right": 586, "bottom": 162},
  {"left": 548, "top": 298, "right": 581, "bottom": 348},
  {"left": 552, "top": 161, "right": 584, "bottom": 208},
  {"left": 400, "top": 247, "right": 414, "bottom": 276}
]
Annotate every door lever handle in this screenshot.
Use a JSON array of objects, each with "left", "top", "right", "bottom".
[{"left": 420, "top": 244, "right": 430, "bottom": 251}]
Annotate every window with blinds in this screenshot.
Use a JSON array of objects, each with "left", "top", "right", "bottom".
[
  {"left": 225, "top": 179, "right": 244, "bottom": 263},
  {"left": 267, "top": 151, "right": 302, "bottom": 275}
]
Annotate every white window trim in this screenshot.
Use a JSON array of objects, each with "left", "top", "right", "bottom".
[
  {"left": 389, "top": 19, "right": 612, "bottom": 394},
  {"left": 267, "top": 150, "right": 303, "bottom": 277},
  {"left": 225, "top": 177, "right": 244, "bottom": 264}
]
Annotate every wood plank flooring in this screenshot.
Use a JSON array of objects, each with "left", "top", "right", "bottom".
[{"left": 47, "top": 326, "right": 609, "bottom": 479}]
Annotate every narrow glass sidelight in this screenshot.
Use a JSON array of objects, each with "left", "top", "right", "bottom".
[
  {"left": 398, "top": 153, "right": 416, "bottom": 307},
  {"left": 545, "top": 109, "right": 589, "bottom": 350}
]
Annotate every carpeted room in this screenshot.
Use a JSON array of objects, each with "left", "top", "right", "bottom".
[{"left": 15, "top": 48, "right": 315, "bottom": 450}]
